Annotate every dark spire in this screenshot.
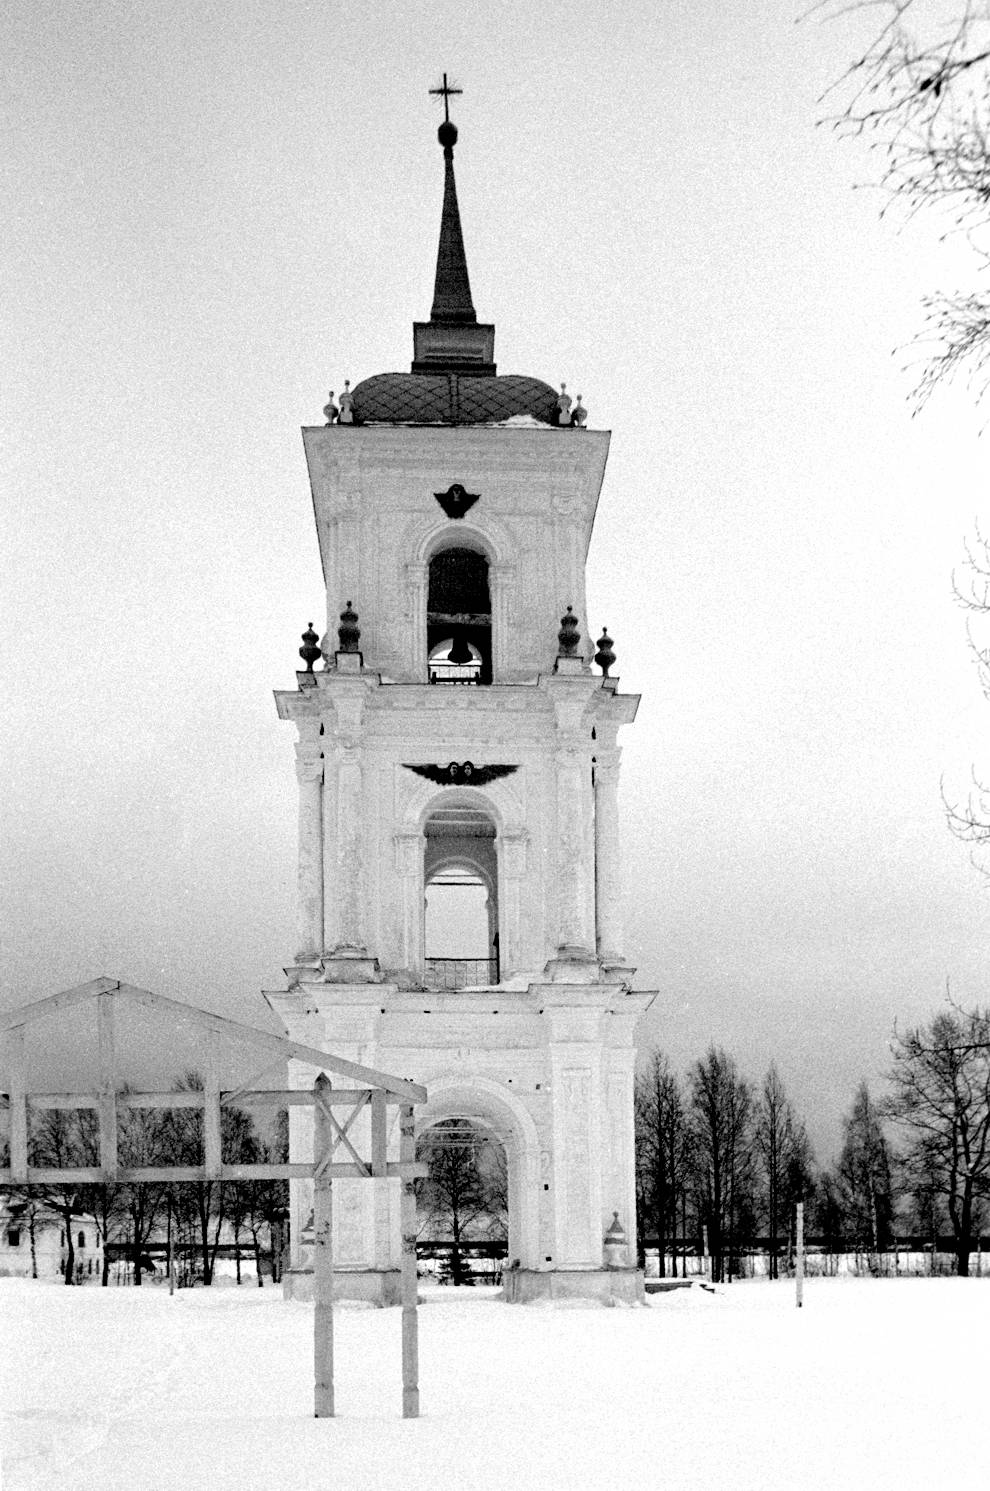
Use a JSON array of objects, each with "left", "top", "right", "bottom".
[
  {"left": 412, "top": 77, "right": 496, "bottom": 376},
  {"left": 430, "top": 119, "right": 476, "bottom": 324}
]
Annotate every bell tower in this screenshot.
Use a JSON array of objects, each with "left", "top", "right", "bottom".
[{"left": 266, "top": 96, "right": 653, "bottom": 1304}]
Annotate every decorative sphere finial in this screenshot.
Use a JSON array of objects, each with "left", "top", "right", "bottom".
[
  {"left": 338, "top": 600, "right": 361, "bottom": 654},
  {"left": 438, "top": 118, "right": 458, "bottom": 150},
  {"left": 557, "top": 605, "right": 581, "bottom": 658},
  {"left": 299, "top": 622, "right": 321, "bottom": 673},
  {"left": 594, "top": 626, "right": 616, "bottom": 677}
]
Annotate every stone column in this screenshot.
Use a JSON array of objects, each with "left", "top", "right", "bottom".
[
  {"left": 594, "top": 742, "right": 625, "bottom": 965},
  {"left": 294, "top": 734, "right": 324, "bottom": 962}
]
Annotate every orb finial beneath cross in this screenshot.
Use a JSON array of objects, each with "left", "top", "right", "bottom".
[{"left": 430, "top": 72, "right": 462, "bottom": 153}]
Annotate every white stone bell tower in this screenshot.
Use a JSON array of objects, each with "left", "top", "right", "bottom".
[{"left": 266, "top": 99, "right": 653, "bottom": 1303}]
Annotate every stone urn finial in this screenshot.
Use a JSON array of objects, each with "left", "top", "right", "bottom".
[
  {"left": 556, "top": 381, "right": 572, "bottom": 427},
  {"left": 298, "top": 621, "right": 321, "bottom": 673},
  {"left": 572, "top": 394, "right": 588, "bottom": 428},
  {"left": 338, "top": 600, "right": 361, "bottom": 653},
  {"left": 603, "top": 1211, "right": 629, "bottom": 1269},
  {"left": 594, "top": 626, "right": 616, "bottom": 677},
  {"left": 338, "top": 379, "right": 354, "bottom": 424},
  {"left": 557, "top": 605, "right": 580, "bottom": 658},
  {"left": 323, "top": 391, "right": 338, "bottom": 425}
]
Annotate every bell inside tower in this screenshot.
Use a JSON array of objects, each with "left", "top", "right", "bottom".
[{"left": 427, "top": 547, "right": 492, "bottom": 683}]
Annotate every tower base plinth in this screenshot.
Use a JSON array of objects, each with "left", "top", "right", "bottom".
[
  {"left": 282, "top": 1266, "right": 403, "bottom": 1306},
  {"left": 502, "top": 1267, "right": 645, "bottom": 1306}
]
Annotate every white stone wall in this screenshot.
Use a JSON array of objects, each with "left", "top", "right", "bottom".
[{"left": 302, "top": 426, "right": 610, "bottom": 684}]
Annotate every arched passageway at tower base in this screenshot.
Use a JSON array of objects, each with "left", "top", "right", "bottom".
[
  {"left": 415, "top": 1116, "right": 507, "bottom": 1284},
  {"left": 413, "top": 1076, "right": 541, "bottom": 1274}
]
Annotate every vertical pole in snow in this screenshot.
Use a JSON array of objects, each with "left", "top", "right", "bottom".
[
  {"left": 796, "top": 1201, "right": 804, "bottom": 1309},
  {"left": 313, "top": 1074, "right": 334, "bottom": 1418},
  {"left": 399, "top": 1102, "right": 420, "bottom": 1418},
  {"left": 167, "top": 1194, "right": 174, "bottom": 1298}
]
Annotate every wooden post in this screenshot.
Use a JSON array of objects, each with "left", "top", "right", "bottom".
[
  {"left": 313, "top": 1074, "right": 334, "bottom": 1418},
  {"left": 7, "top": 1025, "right": 28, "bottom": 1183},
  {"left": 399, "top": 1102, "right": 420, "bottom": 1419},
  {"left": 204, "top": 1033, "right": 221, "bottom": 1182},
  {"left": 97, "top": 992, "right": 118, "bottom": 1181},
  {"left": 371, "top": 1087, "right": 387, "bottom": 1178},
  {"left": 167, "top": 1192, "right": 174, "bottom": 1297},
  {"left": 795, "top": 1201, "right": 804, "bottom": 1309}
]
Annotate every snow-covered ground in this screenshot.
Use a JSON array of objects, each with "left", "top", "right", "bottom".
[{"left": 1, "top": 1275, "right": 987, "bottom": 1491}]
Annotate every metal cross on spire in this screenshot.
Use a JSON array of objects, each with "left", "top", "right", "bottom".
[{"left": 429, "top": 73, "right": 462, "bottom": 124}]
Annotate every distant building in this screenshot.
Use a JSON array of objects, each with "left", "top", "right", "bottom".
[{"left": 0, "top": 1200, "right": 103, "bottom": 1281}]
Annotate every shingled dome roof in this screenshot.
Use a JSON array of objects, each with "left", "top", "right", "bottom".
[
  {"left": 351, "top": 372, "right": 558, "bottom": 426},
  {"left": 342, "top": 114, "right": 561, "bottom": 428}
]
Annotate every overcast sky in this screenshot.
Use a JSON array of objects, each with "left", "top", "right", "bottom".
[{"left": 4, "top": 0, "right": 990, "bottom": 1159}]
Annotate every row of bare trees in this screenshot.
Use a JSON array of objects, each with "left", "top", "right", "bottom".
[
  {"left": 2, "top": 1071, "right": 288, "bottom": 1286},
  {"left": 635, "top": 1051, "right": 812, "bottom": 1284},
  {"left": 637, "top": 1002, "right": 990, "bottom": 1278}
]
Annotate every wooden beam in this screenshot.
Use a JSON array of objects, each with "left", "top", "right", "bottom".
[
  {"left": 1, "top": 1160, "right": 429, "bottom": 1186},
  {"left": 113, "top": 983, "right": 426, "bottom": 1102},
  {"left": 220, "top": 1088, "right": 407, "bottom": 1108},
  {"left": 97, "top": 992, "right": 117, "bottom": 1182},
  {"left": 116, "top": 1092, "right": 204, "bottom": 1110},
  {"left": 27, "top": 1093, "right": 100, "bottom": 1110},
  {"left": 313, "top": 1073, "right": 334, "bottom": 1419},
  {"left": 7, "top": 1026, "right": 27, "bottom": 1183},
  {"left": 0, "top": 979, "right": 427, "bottom": 1103},
  {"left": 0, "top": 977, "right": 119, "bottom": 1033}
]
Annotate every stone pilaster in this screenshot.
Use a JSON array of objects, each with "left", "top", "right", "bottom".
[
  {"left": 545, "top": 1003, "right": 605, "bottom": 1268},
  {"left": 593, "top": 739, "right": 625, "bottom": 966},
  {"left": 294, "top": 728, "right": 324, "bottom": 962},
  {"left": 329, "top": 689, "right": 367, "bottom": 957},
  {"left": 547, "top": 679, "right": 597, "bottom": 962}
]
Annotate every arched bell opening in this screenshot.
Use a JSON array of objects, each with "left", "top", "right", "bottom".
[
  {"left": 423, "top": 807, "right": 498, "bottom": 988},
  {"left": 414, "top": 1116, "right": 508, "bottom": 1286},
  {"left": 427, "top": 546, "right": 492, "bottom": 685}
]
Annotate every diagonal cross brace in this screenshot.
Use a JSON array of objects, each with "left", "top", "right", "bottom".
[{"left": 314, "top": 1089, "right": 371, "bottom": 1178}]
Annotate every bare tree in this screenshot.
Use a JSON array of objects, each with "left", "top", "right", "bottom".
[
  {"left": 834, "top": 1080, "right": 895, "bottom": 1253},
  {"left": 74, "top": 1107, "right": 127, "bottom": 1286},
  {"left": 822, "top": 1, "right": 990, "bottom": 406},
  {"left": 635, "top": 1051, "right": 690, "bottom": 1277},
  {"left": 756, "top": 1064, "right": 815, "bottom": 1278},
  {"left": 118, "top": 1093, "right": 170, "bottom": 1285},
  {"left": 886, "top": 1003, "right": 990, "bottom": 1273},
  {"left": 415, "top": 1119, "right": 504, "bottom": 1285},
  {"left": 688, "top": 1048, "right": 754, "bottom": 1283},
  {"left": 28, "top": 1107, "right": 84, "bottom": 1284}
]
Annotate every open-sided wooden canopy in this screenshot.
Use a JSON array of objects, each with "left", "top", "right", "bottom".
[
  {"left": 0, "top": 976, "right": 426, "bottom": 1419},
  {"left": 0, "top": 976, "right": 427, "bottom": 1188}
]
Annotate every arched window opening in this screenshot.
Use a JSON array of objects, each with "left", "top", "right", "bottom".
[
  {"left": 427, "top": 548, "right": 492, "bottom": 684},
  {"left": 424, "top": 808, "right": 498, "bottom": 987},
  {"left": 414, "top": 1117, "right": 508, "bottom": 1286}
]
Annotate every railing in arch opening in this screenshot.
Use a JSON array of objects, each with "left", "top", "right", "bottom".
[{"left": 425, "top": 957, "right": 499, "bottom": 989}]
